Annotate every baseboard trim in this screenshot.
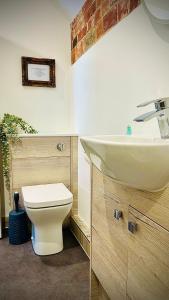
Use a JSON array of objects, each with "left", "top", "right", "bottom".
[{"left": 70, "top": 214, "right": 90, "bottom": 258}]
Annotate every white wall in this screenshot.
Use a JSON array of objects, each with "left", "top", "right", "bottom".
[
  {"left": 72, "top": 4, "right": 169, "bottom": 227},
  {"left": 1, "top": 1, "right": 169, "bottom": 226},
  {"left": 0, "top": 0, "right": 74, "bottom": 218},
  {"left": 0, "top": 0, "right": 73, "bottom": 133}
]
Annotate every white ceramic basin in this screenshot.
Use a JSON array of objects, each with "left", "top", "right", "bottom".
[{"left": 80, "top": 135, "right": 169, "bottom": 192}]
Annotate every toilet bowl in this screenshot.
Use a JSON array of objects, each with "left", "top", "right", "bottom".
[{"left": 22, "top": 183, "right": 73, "bottom": 256}]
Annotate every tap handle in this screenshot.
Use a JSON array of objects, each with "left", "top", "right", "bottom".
[
  {"left": 134, "top": 110, "right": 165, "bottom": 122},
  {"left": 137, "top": 97, "right": 169, "bottom": 108}
]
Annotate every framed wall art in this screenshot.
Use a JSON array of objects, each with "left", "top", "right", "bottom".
[{"left": 22, "top": 57, "right": 56, "bottom": 87}]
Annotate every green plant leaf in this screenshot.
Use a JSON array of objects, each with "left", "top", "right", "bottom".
[{"left": 0, "top": 113, "right": 38, "bottom": 191}]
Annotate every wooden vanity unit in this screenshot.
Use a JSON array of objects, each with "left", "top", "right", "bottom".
[{"left": 91, "top": 166, "right": 169, "bottom": 300}]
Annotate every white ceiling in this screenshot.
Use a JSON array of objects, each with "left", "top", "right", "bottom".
[{"left": 57, "top": 0, "right": 85, "bottom": 21}]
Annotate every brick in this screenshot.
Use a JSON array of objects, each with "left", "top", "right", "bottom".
[
  {"left": 84, "top": 1, "right": 96, "bottom": 22},
  {"left": 118, "top": 0, "right": 130, "bottom": 21},
  {"left": 82, "top": 0, "right": 94, "bottom": 14},
  {"left": 101, "top": 0, "right": 110, "bottom": 17},
  {"left": 110, "top": 0, "right": 118, "bottom": 7},
  {"left": 71, "top": 36, "right": 73, "bottom": 50},
  {"left": 130, "top": 0, "right": 140, "bottom": 12},
  {"left": 71, "top": 48, "right": 76, "bottom": 64},
  {"left": 96, "top": 0, "right": 102, "bottom": 7},
  {"left": 87, "top": 15, "right": 95, "bottom": 31},
  {"left": 74, "top": 46, "right": 79, "bottom": 62},
  {"left": 76, "top": 40, "right": 84, "bottom": 59},
  {"left": 82, "top": 39, "right": 86, "bottom": 53},
  {"left": 94, "top": 8, "right": 101, "bottom": 25},
  {"left": 71, "top": 18, "right": 76, "bottom": 30},
  {"left": 76, "top": 10, "right": 82, "bottom": 24},
  {"left": 78, "top": 25, "right": 87, "bottom": 42},
  {"left": 71, "top": 0, "right": 140, "bottom": 64},
  {"left": 77, "top": 11, "right": 85, "bottom": 28},
  {"left": 74, "top": 21, "right": 82, "bottom": 36},
  {"left": 96, "top": 19, "right": 104, "bottom": 40},
  {"left": 72, "top": 36, "right": 78, "bottom": 49},
  {"left": 85, "top": 28, "right": 96, "bottom": 50},
  {"left": 72, "top": 22, "right": 78, "bottom": 36},
  {"left": 103, "top": 4, "right": 117, "bottom": 32}
]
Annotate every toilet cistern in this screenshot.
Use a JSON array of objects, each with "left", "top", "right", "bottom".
[{"left": 134, "top": 97, "right": 169, "bottom": 139}]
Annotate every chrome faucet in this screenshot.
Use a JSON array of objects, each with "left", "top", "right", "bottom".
[{"left": 134, "top": 97, "right": 169, "bottom": 139}]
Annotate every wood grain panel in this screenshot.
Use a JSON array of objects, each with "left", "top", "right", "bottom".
[
  {"left": 11, "top": 137, "right": 70, "bottom": 158},
  {"left": 92, "top": 167, "right": 128, "bottom": 281},
  {"left": 12, "top": 156, "right": 70, "bottom": 189},
  {"left": 90, "top": 270, "right": 110, "bottom": 300},
  {"left": 70, "top": 216, "right": 90, "bottom": 257},
  {"left": 98, "top": 287, "right": 110, "bottom": 300},
  {"left": 127, "top": 206, "right": 169, "bottom": 300},
  {"left": 92, "top": 227, "right": 126, "bottom": 300},
  {"left": 129, "top": 187, "right": 169, "bottom": 232},
  {"left": 102, "top": 171, "right": 169, "bottom": 232},
  {"left": 70, "top": 137, "right": 78, "bottom": 213},
  {"left": 90, "top": 270, "right": 100, "bottom": 300}
]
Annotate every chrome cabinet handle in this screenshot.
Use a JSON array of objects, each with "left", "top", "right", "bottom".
[
  {"left": 128, "top": 221, "right": 137, "bottom": 234},
  {"left": 114, "top": 209, "right": 122, "bottom": 220},
  {"left": 57, "top": 143, "right": 65, "bottom": 152}
]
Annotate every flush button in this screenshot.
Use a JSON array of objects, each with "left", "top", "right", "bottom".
[{"left": 57, "top": 143, "right": 65, "bottom": 152}]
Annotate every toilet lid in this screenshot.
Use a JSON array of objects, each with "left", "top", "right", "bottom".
[{"left": 21, "top": 183, "right": 73, "bottom": 208}]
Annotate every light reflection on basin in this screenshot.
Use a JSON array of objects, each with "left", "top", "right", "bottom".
[{"left": 80, "top": 135, "right": 169, "bottom": 192}]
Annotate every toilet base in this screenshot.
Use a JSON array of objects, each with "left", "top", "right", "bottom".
[
  {"left": 26, "top": 203, "right": 72, "bottom": 256},
  {"left": 31, "top": 223, "right": 63, "bottom": 255},
  {"left": 32, "top": 237, "right": 63, "bottom": 255}
]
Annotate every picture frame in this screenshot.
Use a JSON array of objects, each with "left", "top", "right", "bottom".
[{"left": 21, "top": 56, "right": 56, "bottom": 87}]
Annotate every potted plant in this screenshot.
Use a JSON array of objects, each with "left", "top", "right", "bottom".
[{"left": 0, "top": 113, "right": 37, "bottom": 192}]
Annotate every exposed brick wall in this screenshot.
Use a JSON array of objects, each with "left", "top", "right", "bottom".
[{"left": 71, "top": 0, "right": 140, "bottom": 64}]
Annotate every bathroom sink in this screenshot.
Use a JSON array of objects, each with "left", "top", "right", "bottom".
[{"left": 80, "top": 135, "right": 169, "bottom": 192}]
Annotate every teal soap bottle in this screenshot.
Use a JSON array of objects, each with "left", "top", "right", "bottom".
[{"left": 126, "top": 124, "right": 132, "bottom": 135}]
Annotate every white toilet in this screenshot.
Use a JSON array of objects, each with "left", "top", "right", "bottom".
[{"left": 21, "top": 183, "right": 73, "bottom": 256}]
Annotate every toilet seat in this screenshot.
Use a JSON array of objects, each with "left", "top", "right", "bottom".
[{"left": 22, "top": 183, "right": 73, "bottom": 209}]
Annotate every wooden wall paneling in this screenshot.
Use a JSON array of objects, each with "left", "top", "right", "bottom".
[
  {"left": 12, "top": 156, "right": 70, "bottom": 189},
  {"left": 11, "top": 137, "right": 71, "bottom": 158}
]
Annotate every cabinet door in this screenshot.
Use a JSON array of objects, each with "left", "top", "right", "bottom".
[
  {"left": 92, "top": 167, "right": 128, "bottom": 300},
  {"left": 127, "top": 206, "right": 169, "bottom": 300}
]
